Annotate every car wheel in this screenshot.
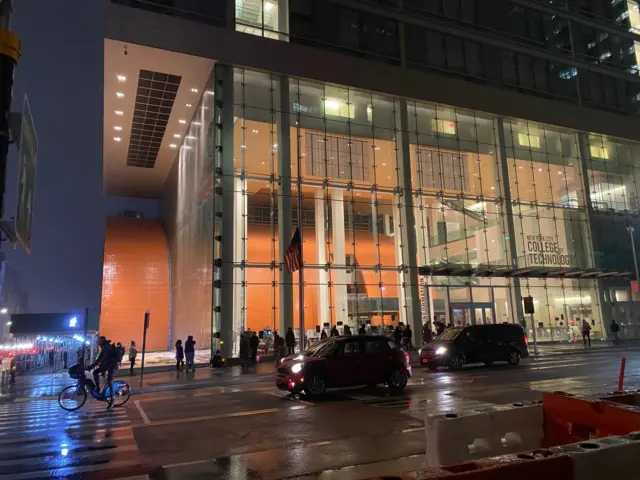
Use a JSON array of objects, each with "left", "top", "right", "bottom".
[
  {"left": 449, "top": 355, "right": 464, "bottom": 371},
  {"left": 507, "top": 350, "right": 521, "bottom": 366},
  {"left": 483, "top": 360, "right": 494, "bottom": 366},
  {"left": 304, "top": 373, "right": 327, "bottom": 398},
  {"left": 427, "top": 363, "right": 438, "bottom": 371},
  {"left": 387, "top": 368, "right": 408, "bottom": 394}
]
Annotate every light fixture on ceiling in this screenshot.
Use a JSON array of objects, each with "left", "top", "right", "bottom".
[
  {"left": 170, "top": 144, "right": 177, "bottom": 149},
  {"left": 205, "top": 90, "right": 214, "bottom": 96},
  {"left": 186, "top": 103, "right": 192, "bottom": 108},
  {"left": 114, "top": 137, "right": 121, "bottom": 142},
  {"left": 117, "top": 74, "right": 127, "bottom": 82},
  {"left": 193, "top": 121, "right": 202, "bottom": 126},
  {"left": 182, "top": 145, "right": 193, "bottom": 150},
  {"left": 114, "top": 126, "right": 122, "bottom": 131},
  {"left": 264, "top": 1, "right": 274, "bottom": 12},
  {"left": 116, "top": 92, "right": 124, "bottom": 98},
  {"left": 179, "top": 119, "right": 187, "bottom": 124},
  {"left": 191, "top": 88, "right": 198, "bottom": 93},
  {"left": 186, "top": 135, "right": 197, "bottom": 140},
  {"left": 173, "top": 134, "right": 181, "bottom": 138},
  {"left": 115, "top": 110, "right": 124, "bottom": 116}
]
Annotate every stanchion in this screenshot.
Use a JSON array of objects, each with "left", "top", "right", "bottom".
[{"left": 618, "top": 357, "right": 627, "bottom": 393}]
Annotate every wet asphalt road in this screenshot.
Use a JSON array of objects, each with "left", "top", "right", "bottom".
[{"left": 0, "top": 348, "right": 638, "bottom": 479}]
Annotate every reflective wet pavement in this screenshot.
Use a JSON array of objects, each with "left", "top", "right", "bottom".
[{"left": 0, "top": 348, "right": 637, "bottom": 479}]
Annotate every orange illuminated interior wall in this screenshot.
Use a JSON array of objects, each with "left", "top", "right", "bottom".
[
  {"left": 244, "top": 225, "right": 399, "bottom": 332},
  {"left": 100, "top": 218, "right": 170, "bottom": 351}
]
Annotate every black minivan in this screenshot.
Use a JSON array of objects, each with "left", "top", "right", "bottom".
[{"left": 419, "top": 324, "right": 529, "bottom": 370}]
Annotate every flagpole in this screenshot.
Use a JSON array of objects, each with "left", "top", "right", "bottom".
[{"left": 296, "top": 121, "right": 305, "bottom": 351}]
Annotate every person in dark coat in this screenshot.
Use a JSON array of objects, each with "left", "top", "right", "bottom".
[
  {"left": 422, "top": 322, "right": 433, "bottom": 345},
  {"left": 403, "top": 325, "right": 413, "bottom": 350},
  {"left": 358, "top": 324, "right": 367, "bottom": 335},
  {"left": 62, "top": 350, "right": 68, "bottom": 369},
  {"left": 175, "top": 340, "right": 184, "bottom": 372},
  {"left": 344, "top": 325, "right": 352, "bottom": 336},
  {"left": 249, "top": 332, "right": 260, "bottom": 363},
  {"left": 239, "top": 334, "right": 250, "bottom": 370},
  {"left": 394, "top": 325, "right": 403, "bottom": 345},
  {"left": 185, "top": 336, "right": 196, "bottom": 372},
  {"left": 320, "top": 330, "right": 328, "bottom": 340},
  {"left": 285, "top": 328, "right": 296, "bottom": 355},
  {"left": 330, "top": 325, "right": 339, "bottom": 337}
]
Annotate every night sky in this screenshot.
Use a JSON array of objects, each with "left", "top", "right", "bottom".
[{"left": 5, "top": 0, "right": 157, "bottom": 314}]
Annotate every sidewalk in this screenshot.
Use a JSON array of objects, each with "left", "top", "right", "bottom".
[{"left": 534, "top": 339, "right": 640, "bottom": 356}]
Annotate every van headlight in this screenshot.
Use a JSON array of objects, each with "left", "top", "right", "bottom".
[
  {"left": 435, "top": 347, "right": 447, "bottom": 355},
  {"left": 291, "top": 363, "right": 303, "bottom": 374}
]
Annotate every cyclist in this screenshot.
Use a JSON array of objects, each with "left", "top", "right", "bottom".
[{"left": 88, "top": 336, "right": 118, "bottom": 409}]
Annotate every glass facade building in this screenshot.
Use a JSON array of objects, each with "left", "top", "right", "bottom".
[{"left": 106, "top": 0, "right": 640, "bottom": 355}]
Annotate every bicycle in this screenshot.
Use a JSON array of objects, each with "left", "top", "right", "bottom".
[{"left": 58, "top": 364, "right": 131, "bottom": 411}]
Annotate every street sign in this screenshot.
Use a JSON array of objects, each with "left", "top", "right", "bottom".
[
  {"left": 14, "top": 96, "right": 37, "bottom": 254},
  {"left": 523, "top": 296, "right": 534, "bottom": 314}
]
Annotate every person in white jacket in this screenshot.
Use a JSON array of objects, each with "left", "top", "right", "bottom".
[{"left": 128, "top": 341, "right": 137, "bottom": 375}]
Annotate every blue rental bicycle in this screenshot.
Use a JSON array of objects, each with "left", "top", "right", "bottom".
[{"left": 58, "top": 364, "right": 131, "bottom": 411}]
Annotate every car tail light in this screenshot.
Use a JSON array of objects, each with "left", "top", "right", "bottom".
[
  {"left": 524, "top": 336, "right": 529, "bottom": 346},
  {"left": 404, "top": 351, "right": 410, "bottom": 364}
]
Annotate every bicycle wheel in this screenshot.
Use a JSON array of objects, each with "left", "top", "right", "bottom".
[
  {"left": 58, "top": 385, "right": 87, "bottom": 411},
  {"left": 111, "top": 381, "right": 131, "bottom": 407}
]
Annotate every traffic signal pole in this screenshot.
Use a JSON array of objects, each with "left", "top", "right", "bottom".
[{"left": 0, "top": 0, "right": 20, "bottom": 219}]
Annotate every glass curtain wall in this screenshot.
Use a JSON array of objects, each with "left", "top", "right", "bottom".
[
  {"left": 163, "top": 71, "right": 216, "bottom": 350},
  {"left": 165, "top": 64, "right": 640, "bottom": 354}
]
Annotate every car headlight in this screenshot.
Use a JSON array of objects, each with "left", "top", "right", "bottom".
[
  {"left": 435, "top": 347, "right": 447, "bottom": 355},
  {"left": 291, "top": 363, "right": 303, "bottom": 374},
  {"left": 418, "top": 348, "right": 422, "bottom": 355},
  {"left": 280, "top": 358, "right": 286, "bottom": 364}
]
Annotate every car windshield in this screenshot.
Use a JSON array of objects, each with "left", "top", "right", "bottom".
[
  {"left": 308, "top": 340, "right": 340, "bottom": 357},
  {"left": 436, "top": 327, "right": 464, "bottom": 340}
]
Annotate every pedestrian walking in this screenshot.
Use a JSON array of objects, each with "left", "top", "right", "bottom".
[
  {"left": 581, "top": 319, "right": 592, "bottom": 347},
  {"left": 250, "top": 331, "right": 260, "bottom": 363},
  {"left": 175, "top": 340, "right": 185, "bottom": 372},
  {"left": 128, "top": 341, "right": 137, "bottom": 375},
  {"left": 239, "top": 334, "right": 250, "bottom": 370},
  {"left": 403, "top": 324, "right": 414, "bottom": 350},
  {"left": 394, "top": 325, "right": 403, "bottom": 345},
  {"left": 285, "top": 327, "right": 296, "bottom": 355},
  {"left": 115, "top": 342, "right": 125, "bottom": 368},
  {"left": 610, "top": 319, "right": 621, "bottom": 345},
  {"left": 62, "top": 350, "right": 68, "bottom": 369},
  {"left": 185, "top": 335, "right": 196, "bottom": 372}
]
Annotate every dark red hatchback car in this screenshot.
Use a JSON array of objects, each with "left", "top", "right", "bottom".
[{"left": 276, "top": 335, "right": 412, "bottom": 398}]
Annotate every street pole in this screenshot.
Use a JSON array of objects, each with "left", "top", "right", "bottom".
[
  {"left": 628, "top": 226, "right": 640, "bottom": 291},
  {"left": 530, "top": 313, "right": 538, "bottom": 356},
  {"left": 0, "top": 0, "right": 20, "bottom": 219},
  {"left": 139, "top": 310, "right": 149, "bottom": 388}
]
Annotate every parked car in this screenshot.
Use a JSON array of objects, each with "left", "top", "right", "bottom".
[
  {"left": 419, "top": 324, "right": 529, "bottom": 370},
  {"left": 276, "top": 335, "right": 412, "bottom": 398}
]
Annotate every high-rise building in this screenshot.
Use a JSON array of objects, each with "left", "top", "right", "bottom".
[{"left": 101, "top": 0, "right": 640, "bottom": 354}]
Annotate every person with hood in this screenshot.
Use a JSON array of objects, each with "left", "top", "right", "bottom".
[
  {"left": 249, "top": 331, "right": 260, "bottom": 363},
  {"left": 128, "top": 341, "right": 137, "bottom": 375},
  {"left": 581, "top": 319, "right": 592, "bottom": 347},
  {"left": 330, "top": 325, "right": 339, "bottom": 337},
  {"left": 344, "top": 324, "right": 352, "bottom": 336},
  {"left": 239, "top": 334, "right": 250, "bottom": 370},
  {"left": 403, "top": 324, "right": 414, "bottom": 350},
  {"left": 88, "top": 336, "right": 117, "bottom": 409},
  {"left": 394, "top": 325, "right": 403, "bottom": 345},
  {"left": 320, "top": 330, "right": 328, "bottom": 340},
  {"left": 185, "top": 335, "right": 196, "bottom": 372},
  {"left": 285, "top": 327, "right": 296, "bottom": 355},
  {"left": 610, "top": 319, "right": 621, "bottom": 344},
  {"left": 175, "top": 339, "right": 185, "bottom": 372}
]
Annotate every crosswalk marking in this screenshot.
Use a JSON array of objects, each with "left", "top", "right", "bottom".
[{"left": 0, "top": 398, "right": 149, "bottom": 480}]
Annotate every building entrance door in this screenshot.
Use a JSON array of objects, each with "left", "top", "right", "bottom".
[{"left": 449, "top": 303, "right": 495, "bottom": 327}]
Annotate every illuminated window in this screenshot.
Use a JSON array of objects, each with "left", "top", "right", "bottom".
[
  {"left": 366, "top": 105, "right": 373, "bottom": 123},
  {"left": 323, "top": 98, "right": 355, "bottom": 119},
  {"left": 431, "top": 119, "right": 456, "bottom": 135},
  {"left": 518, "top": 133, "right": 541, "bottom": 148},
  {"left": 590, "top": 145, "right": 609, "bottom": 159}
]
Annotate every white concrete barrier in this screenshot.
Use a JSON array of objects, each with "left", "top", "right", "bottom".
[
  {"left": 425, "top": 403, "right": 543, "bottom": 466},
  {"left": 550, "top": 433, "right": 640, "bottom": 480}
]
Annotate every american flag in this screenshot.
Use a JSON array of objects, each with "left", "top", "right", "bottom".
[{"left": 285, "top": 227, "right": 302, "bottom": 273}]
